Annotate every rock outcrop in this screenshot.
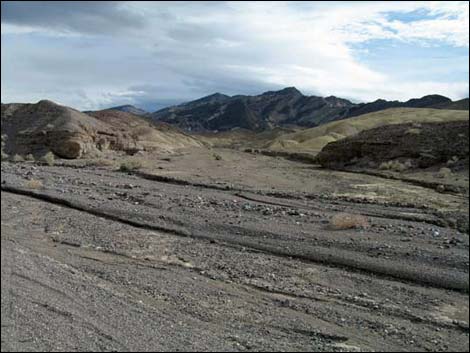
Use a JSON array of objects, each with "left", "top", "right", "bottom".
[
  {"left": 316, "top": 120, "right": 469, "bottom": 170},
  {"left": 1, "top": 100, "right": 113, "bottom": 158},
  {"left": 1, "top": 100, "right": 202, "bottom": 159}
]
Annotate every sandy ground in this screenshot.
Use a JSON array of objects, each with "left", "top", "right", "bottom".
[{"left": 1, "top": 148, "right": 469, "bottom": 351}]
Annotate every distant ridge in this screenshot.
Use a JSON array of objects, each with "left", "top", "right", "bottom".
[
  {"left": 150, "top": 87, "right": 466, "bottom": 132},
  {"left": 105, "top": 104, "right": 148, "bottom": 116}
]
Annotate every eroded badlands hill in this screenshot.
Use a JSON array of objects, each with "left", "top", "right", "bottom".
[{"left": 1, "top": 101, "right": 203, "bottom": 159}]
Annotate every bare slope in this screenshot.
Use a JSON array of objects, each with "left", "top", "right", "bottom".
[
  {"left": 88, "top": 109, "right": 203, "bottom": 153},
  {"left": 1, "top": 101, "right": 203, "bottom": 159},
  {"left": 316, "top": 120, "right": 469, "bottom": 171},
  {"left": 267, "top": 108, "right": 469, "bottom": 154}
]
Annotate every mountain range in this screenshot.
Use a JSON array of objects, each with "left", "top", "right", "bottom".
[{"left": 144, "top": 87, "right": 468, "bottom": 132}]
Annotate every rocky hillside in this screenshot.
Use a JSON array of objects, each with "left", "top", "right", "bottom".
[
  {"left": 345, "top": 95, "right": 452, "bottom": 118},
  {"left": 266, "top": 108, "right": 469, "bottom": 154},
  {"left": 105, "top": 104, "right": 148, "bottom": 116},
  {"left": 431, "top": 98, "right": 469, "bottom": 111},
  {"left": 151, "top": 87, "right": 354, "bottom": 131},
  {"left": 316, "top": 120, "right": 469, "bottom": 171},
  {"left": 88, "top": 109, "right": 203, "bottom": 153},
  {"left": 1, "top": 101, "right": 202, "bottom": 159},
  {"left": 151, "top": 87, "right": 466, "bottom": 132}
]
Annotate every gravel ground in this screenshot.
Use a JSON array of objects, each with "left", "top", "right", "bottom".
[{"left": 1, "top": 153, "right": 469, "bottom": 352}]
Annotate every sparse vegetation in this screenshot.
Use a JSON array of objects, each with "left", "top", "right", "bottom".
[
  {"left": 447, "top": 156, "right": 459, "bottom": 166},
  {"left": 25, "top": 179, "right": 44, "bottom": 189},
  {"left": 213, "top": 153, "right": 223, "bottom": 161},
  {"left": 438, "top": 167, "right": 452, "bottom": 178},
  {"left": 40, "top": 152, "right": 55, "bottom": 166},
  {"left": 11, "top": 154, "right": 25, "bottom": 163},
  {"left": 1, "top": 135, "right": 8, "bottom": 161},
  {"left": 119, "top": 159, "right": 144, "bottom": 172},
  {"left": 84, "top": 158, "right": 115, "bottom": 167},
  {"left": 1, "top": 151, "right": 9, "bottom": 161},
  {"left": 25, "top": 153, "right": 35, "bottom": 161},
  {"left": 405, "top": 128, "right": 421, "bottom": 135},
  {"left": 329, "top": 213, "right": 369, "bottom": 230},
  {"left": 379, "top": 160, "right": 409, "bottom": 172}
]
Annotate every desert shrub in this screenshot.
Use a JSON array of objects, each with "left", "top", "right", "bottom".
[
  {"left": 1, "top": 138, "right": 7, "bottom": 160},
  {"left": 213, "top": 153, "right": 223, "bottom": 161},
  {"left": 329, "top": 213, "right": 369, "bottom": 230},
  {"left": 11, "top": 154, "right": 24, "bottom": 163},
  {"left": 405, "top": 128, "right": 421, "bottom": 135},
  {"left": 379, "top": 161, "right": 411, "bottom": 172},
  {"left": 25, "top": 153, "right": 35, "bottom": 161},
  {"left": 379, "top": 161, "right": 392, "bottom": 170},
  {"left": 437, "top": 167, "right": 452, "bottom": 178},
  {"left": 119, "top": 159, "right": 143, "bottom": 172},
  {"left": 403, "top": 159, "right": 413, "bottom": 169},
  {"left": 84, "top": 158, "right": 115, "bottom": 167},
  {"left": 379, "top": 160, "right": 408, "bottom": 172},
  {"left": 40, "top": 152, "right": 55, "bottom": 166},
  {"left": 446, "top": 156, "right": 459, "bottom": 166},
  {"left": 25, "top": 179, "right": 43, "bottom": 189}
]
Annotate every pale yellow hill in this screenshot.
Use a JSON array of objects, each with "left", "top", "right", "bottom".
[{"left": 266, "top": 108, "right": 469, "bottom": 154}]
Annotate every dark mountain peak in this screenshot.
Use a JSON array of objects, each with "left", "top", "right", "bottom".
[
  {"left": 404, "top": 94, "right": 451, "bottom": 108},
  {"left": 150, "top": 88, "right": 467, "bottom": 133},
  {"left": 262, "top": 87, "right": 303, "bottom": 96},
  {"left": 324, "top": 96, "right": 354, "bottom": 106},
  {"left": 185, "top": 92, "right": 231, "bottom": 106}
]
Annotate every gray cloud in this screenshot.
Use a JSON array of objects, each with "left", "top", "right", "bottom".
[
  {"left": 1, "top": 1, "right": 145, "bottom": 34},
  {"left": 1, "top": 2, "right": 468, "bottom": 111}
]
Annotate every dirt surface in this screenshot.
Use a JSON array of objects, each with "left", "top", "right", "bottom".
[{"left": 1, "top": 149, "right": 469, "bottom": 351}]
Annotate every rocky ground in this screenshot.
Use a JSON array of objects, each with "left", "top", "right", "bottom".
[{"left": 1, "top": 148, "right": 469, "bottom": 351}]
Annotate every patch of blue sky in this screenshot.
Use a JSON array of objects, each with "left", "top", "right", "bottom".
[
  {"left": 352, "top": 39, "right": 469, "bottom": 83},
  {"left": 384, "top": 8, "right": 446, "bottom": 23}
]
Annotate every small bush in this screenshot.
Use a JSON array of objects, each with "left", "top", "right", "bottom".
[
  {"left": 405, "top": 128, "right": 421, "bottom": 135},
  {"left": 437, "top": 167, "right": 452, "bottom": 179},
  {"left": 446, "top": 156, "right": 459, "bottom": 166},
  {"left": 379, "top": 160, "right": 408, "bottom": 172},
  {"left": 1, "top": 151, "right": 9, "bottom": 161},
  {"left": 403, "top": 159, "right": 413, "bottom": 169},
  {"left": 40, "top": 152, "right": 55, "bottom": 166},
  {"left": 379, "top": 160, "right": 413, "bottom": 172},
  {"left": 25, "top": 154, "right": 35, "bottom": 161},
  {"left": 329, "top": 213, "right": 369, "bottom": 230},
  {"left": 119, "top": 159, "right": 143, "bottom": 172},
  {"left": 213, "top": 153, "right": 223, "bottom": 161},
  {"left": 11, "top": 154, "right": 24, "bottom": 163},
  {"left": 25, "top": 179, "right": 43, "bottom": 189},
  {"left": 84, "top": 158, "right": 115, "bottom": 167}
]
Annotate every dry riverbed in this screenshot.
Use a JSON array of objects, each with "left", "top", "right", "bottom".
[{"left": 1, "top": 148, "right": 469, "bottom": 351}]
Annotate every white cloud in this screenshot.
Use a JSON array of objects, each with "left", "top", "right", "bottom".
[{"left": 1, "top": 1, "right": 468, "bottom": 110}]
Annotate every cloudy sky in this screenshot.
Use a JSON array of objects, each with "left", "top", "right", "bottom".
[{"left": 1, "top": 1, "right": 469, "bottom": 111}]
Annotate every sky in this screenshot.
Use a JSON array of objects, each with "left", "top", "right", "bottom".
[{"left": 1, "top": 1, "right": 469, "bottom": 112}]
